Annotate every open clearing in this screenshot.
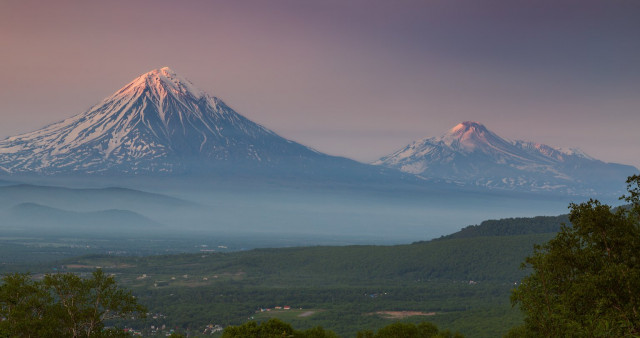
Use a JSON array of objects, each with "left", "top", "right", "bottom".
[
  {"left": 371, "top": 311, "right": 436, "bottom": 319},
  {"left": 254, "top": 308, "right": 321, "bottom": 321}
]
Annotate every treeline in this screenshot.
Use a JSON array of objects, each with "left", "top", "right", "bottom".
[
  {"left": 436, "top": 215, "right": 568, "bottom": 240},
  {"left": 221, "top": 318, "right": 463, "bottom": 338}
]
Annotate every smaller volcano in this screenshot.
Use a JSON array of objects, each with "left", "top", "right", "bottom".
[{"left": 375, "top": 122, "right": 637, "bottom": 196}]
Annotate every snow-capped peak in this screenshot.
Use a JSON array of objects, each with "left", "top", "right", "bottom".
[
  {"left": 448, "top": 121, "right": 486, "bottom": 134},
  {"left": 0, "top": 67, "right": 327, "bottom": 175},
  {"left": 439, "top": 121, "right": 512, "bottom": 153},
  {"left": 113, "top": 67, "right": 206, "bottom": 102}
]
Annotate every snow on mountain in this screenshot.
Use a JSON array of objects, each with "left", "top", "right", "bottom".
[
  {"left": 0, "top": 67, "right": 346, "bottom": 175},
  {"left": 375, "top": 121, "right": 637, "bottom": 195}
]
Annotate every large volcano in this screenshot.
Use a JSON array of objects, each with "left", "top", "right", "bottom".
[
  {"left": 0, "top": 67, "right": 385, "bottom": 179},
  {"left": 375, "top": 121, "right": 637, "bottom": 195}
]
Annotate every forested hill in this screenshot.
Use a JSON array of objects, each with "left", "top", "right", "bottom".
[
  {"left": 62, "top": 233, "right": 555, "bottom": 284},
  {"left": 435, "top": 215, "right": 569, "bottom": 240},
  {"left": 50, "top": 214, "right": 580, "bottom": 285}
]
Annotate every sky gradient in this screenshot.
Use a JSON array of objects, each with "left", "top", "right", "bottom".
[{"left": 1, "top": 0, "right": 639, "bottom": 169}]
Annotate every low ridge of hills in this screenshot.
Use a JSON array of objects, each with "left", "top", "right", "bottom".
[
  {"left": 0, "top": 183, "right": 193, "bottom": 211},
  {"left": 0, "top": 183, "right": 196, "bottom": 236},
  {"left": 1, "top": 203, "right": 161, "bottom": 235}
]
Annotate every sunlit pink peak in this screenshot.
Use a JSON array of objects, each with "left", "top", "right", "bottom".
[
  {"left": 114, "top": 66, "right": 206, "bottom": 100},
  {"left": 439, "top": 121, "right": 502, "bottom": 150},
  {"left": 448, "top": 121, "right": 487, "bottom": 135}
]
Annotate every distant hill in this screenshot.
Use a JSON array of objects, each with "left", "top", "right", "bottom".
[
  {"left": 0, "top": 183, "right": 193, "bottom": 211},
  {"left": 228, "top": 234, "right": 554, "bottom": 283},
  {"left": 0, "top": 202, "right": 161, "bottom": 235}
]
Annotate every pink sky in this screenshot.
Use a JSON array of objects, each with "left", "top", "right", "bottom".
[{"left": 1, "top": 0, "right": 639, "bottom": 169}]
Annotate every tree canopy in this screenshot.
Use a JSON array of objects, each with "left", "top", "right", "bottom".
[
  {"left": 222, "top": 319, "right": 462, "bottom": 338},
  {"left": 356, "top": 321, "right": 463, "bottom": 338},
  {"left": 0, "top": 269, "right": 146, "bottom": 337},
  {"left": 510, "top": 175, "right": 640, "bottom": 336},
  {"left": 221, "top": 318, "right": 337, "bottom": 338}
]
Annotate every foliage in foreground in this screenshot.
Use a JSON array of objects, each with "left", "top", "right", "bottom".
[
  {"left": 222, "top": 318, "right": 337, "bottom": 337},
  {"left": 511, "top": 175, "right": 640, "bottom": 337},
  {"left": 356, "top": 321, "right": 464, "bottom": 337},
  {"left": 221, "top": 318, "right": 464, "bottom": 338},
  {"left": 0, "top": 269, "right": 146, "bottom": 337}
]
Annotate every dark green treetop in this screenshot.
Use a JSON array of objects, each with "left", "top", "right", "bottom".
[
  {"left": 510, "top": 175, "right": 640, "bottom": 337},
  {"left": 0, "top": 269, "right": 146, "bottom": 337}
]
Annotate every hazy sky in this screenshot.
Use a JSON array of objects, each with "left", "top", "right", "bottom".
[{"left": 1, "top": 0, "right": 639, "bottom": 168}]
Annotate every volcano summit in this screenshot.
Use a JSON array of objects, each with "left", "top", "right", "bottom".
[{"left": 0, "top": 67, "right": 377, "bottom": 178}]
